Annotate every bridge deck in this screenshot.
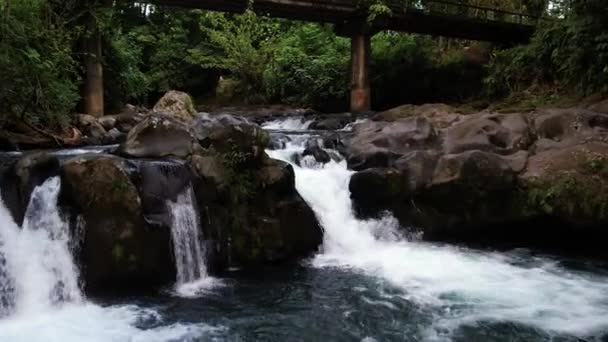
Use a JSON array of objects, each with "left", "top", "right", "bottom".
[{"left": 159, "top": 0, "right": 536, "bottom": 43}]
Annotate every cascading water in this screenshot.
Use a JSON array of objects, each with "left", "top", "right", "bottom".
[
  {"left": 0, "top": 176, "right": 82, "bottom": 316},
  {"left": 267, "top": 127, "right": 608, "bottom": 339},
  {"left": 167, "top": 185, "right": 220, "bottom": 297},
  {"left": 0, "top": 176, "right": 221, "bottom": 341}
]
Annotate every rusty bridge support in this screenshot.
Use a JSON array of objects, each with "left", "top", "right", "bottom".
[
  {"left": 350, "top": 29, "right": 371, "bottom": 113},
  {"left": 83, "top": 13, "right": 104, "bottom": 117}
]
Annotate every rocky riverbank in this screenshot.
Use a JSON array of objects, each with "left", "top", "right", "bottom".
[
  {"left": 3, "top": 90, "right": 608, "bottom": 293},
  {"left": 346, "top": 102, "right": 608, "bottom": 254}
]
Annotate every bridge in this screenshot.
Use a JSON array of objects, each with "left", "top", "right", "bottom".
[{"left": 83, "top": 0, "right": 538, "bottom": 116}]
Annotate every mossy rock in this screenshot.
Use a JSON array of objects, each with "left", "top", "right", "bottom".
[{"left": 61, "top": 155, "right": 174, "bottom": 294}]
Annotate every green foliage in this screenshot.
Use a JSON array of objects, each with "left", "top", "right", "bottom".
[
  {"left": 526, "top": 173, "right": 608, "bottom": 220},
  {"left": 264, "top": 23, "right": 350, "bottom": 110},
  {"left": 372, "top": 33, "right": 485, "bottom": 108},
  {"left": 485, "top": 0, "right": 608, "bottom": 98},
  {"left": 0, "top": 0, "right": 81, "bottom": 129},
  {"left": 191, "top": 10, "right": 283, "bottom": 103}
]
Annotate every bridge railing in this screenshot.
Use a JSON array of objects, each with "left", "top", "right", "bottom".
[{"left": 383, "top": 0, "right": 540, "bottom": 25}]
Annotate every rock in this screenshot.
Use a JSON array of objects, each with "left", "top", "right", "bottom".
[
  {"left": 309, "top": 113, "right": 354, "bottom": 130},
  {"left": 190, "top": 114, "right": 269, "bottom": 164},
  {"left": 394, "top": 150, "right": 440, "bottom": 192},
  {"left": 136, "top": 160, "right": 193, "bottom": 229},
  {"left": 374, "top": 103, "right": 463, "bottom": 130},
  {"left": 531, "top": 108, "right": 608, "bottom": 151},
  {"left": 192, "top": 157, "right": 322, "bottom": 269},
  {"left": 2, "top": 152, "right": 60, "bottom": 225},
  {"left": 103, "top": 128, "right": 125, "bottom": 145},
  {"left": 502, "top": 150, "right": 529, "bottom": 173},
  {"left": 429, "top": 150, "right": 515, "bottom": 192},
  {"left": 345, "top": 117, "right": 438, "bottom": 170},
  {"left": 98, "top": 116, "right": 117, "bottom": 130},
  {"left": 302, "top": 146, "right": 331, "bottom": 164},
  {"left": 321, "top": 132, "right": 344, "bottom": 150},
  {"left": 61, "top": 156, "right": 174, "bottom": 294},
  {"left": 519, "top": 142, "right": 608, "bottom": 226},
  {"left": 268, "top": 132, "right": 291, "bottom": 150},
  {"left": 118, "top": 113, "right": 195, "bottom": 158},
  {"left": 77, "top": 114, "right": 107, "bottom": 139},
  {"left": 588, "top": 98, "right": 608, "bottom": 114},
  {"left": 444, "top": 113, "right": 533, "bottom": 154},
  {"left": 350, "top": 168, "right": 408, "bottom": 217},
  {"left": 152, "top": 91, "right": 196, "bottom": 122}
]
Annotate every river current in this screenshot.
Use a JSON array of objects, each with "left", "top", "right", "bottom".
[{"left": 0, "top": 118, "right": 607, "bottom": 341}]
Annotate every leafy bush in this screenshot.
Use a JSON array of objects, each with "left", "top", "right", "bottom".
[
  {"left": 0, "top": 0, "right": 80, "bottom": 129},
  {"left": 264, "top": 24, "right": 350, "bottom": 111},
  {"left": 485, "top": 0, "right": 608, "bottom": 98}
]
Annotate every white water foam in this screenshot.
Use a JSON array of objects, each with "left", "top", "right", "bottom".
[
  {"left": 262, "top": 117, "right": 313, "bottom": 130},
  {"left": 1, "top": 177, "right": 82, "bottom": 315},
  {"left": 0, "top": 177, "right": 223, "bottom": 341},
  {"left": 268, "top": 139, "right": 608, "bottom": 339},
  {"left": 167, "top": 185, "right": 222, "bottom": 297}
]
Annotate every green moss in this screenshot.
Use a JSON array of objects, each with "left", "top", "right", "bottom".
[
  {"left": 525, "top": 172, "right": 608, "bottom": 220},
  {"left": 220, "top": 142, "right": 258, "bottom": 200}
]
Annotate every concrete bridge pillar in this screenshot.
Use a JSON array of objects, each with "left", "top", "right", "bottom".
[
  {"left": 83, "top": 13, "right": 104, "bottom": 117},
  {"left": 350, "top": 31, "right": 371, "bottom": 113}
]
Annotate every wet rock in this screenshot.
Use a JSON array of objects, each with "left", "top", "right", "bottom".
[
  {"left": 302, "top": 146, "right": 331, "bottom": 164},
  {"left": 118, "top": 113, "right": 195, "bottom": 158},
  {"left": 61, "top": 156, "right": 174, "bottom": 294},
  {"left": 345, "top": 117, "right": 438, "bottom": 170},
  {"left": 2, "top": 152, "right": 60, "bottom": 224},
  {"left": 268, "top": 132, "right": 291, "bottom": 150},
  {"left": 191, "top": 156, "right": 322, "bottom": 270},
  {"left": 350, "top": 168, "right": 408, "bottom": 217},
  {"left": 152, "top": 90, "right": 196, "bottom": 123}
]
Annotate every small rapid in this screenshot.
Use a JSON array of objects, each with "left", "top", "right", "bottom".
[{"left": 267, "top": 126, "right": 608, "bottom": 340}]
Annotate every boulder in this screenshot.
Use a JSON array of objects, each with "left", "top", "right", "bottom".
[
  {"left": 191, "top": 114, "right": 269, "bottom": 164},
  {"left": 77, "top": 114, "right": 107, "bottom": 140},
  {"left": 61, "top": 156, "right": 174, "bottom": 294},
  {"left": 118, "top": 113, "right": 195, "bottom": 158},
  {"left": 531, "top": 108, "right": 608, "bottom": 152},
  {"left": 152, "top": 91, "right": 196, "bottom": 122},
  {"left": 444, "top": 113, "right": 533, "bottom": 154},
  {"left": 268, "top": 132, "right": 291, "bottom": 150},
  {"left": 98, "top": 116, "right": 117, "bottom": 130},
  {"left": 350, "top": 168, "right": 408, "bottom": 217},
  {"left": 191, "top": 156, "right": 322, "bottom": 270},
  {"left": 345, "top": 117, "right": 438, "bottom": 170},
  {"left": 301, "top": 138, "right": 331, "bottom": 164}
]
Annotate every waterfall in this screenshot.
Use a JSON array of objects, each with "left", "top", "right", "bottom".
[
  {"left": 167, "top": 185, "right": 220, "bottom": 297},
  {"left": 266, "top": 131, "right": 608, "bottom": 338},
  {"left": 0, "top": 176, "right": 82, "bottom": 317}
]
